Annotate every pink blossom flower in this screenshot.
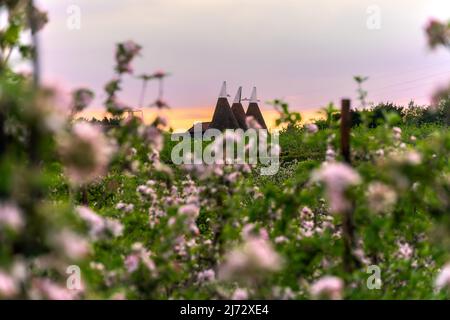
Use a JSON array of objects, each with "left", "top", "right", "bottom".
[
  {"left": 300, "top": 206, "right": 314, "bottom": 220},
  {"left": 31, "top": 279, "right": 76, "bottom": 300},
  {"left": 325, "top": 147, "right": 336, "bottom": 162},
  {"left": 241, "top": 224, "right": 269, "bottom": 240},
  {"left": 105, "top": 218, "right": 124, "bottom": 237},
  {"left": 310, "top": 276, "right": 344, "bottom": 300},
  {"left": 245, "top": 116, "right": 262, "bottom": 129},
  {"left": 0, "top": 271, "right": 19, "bottom": 298},
  {"left": 435, "top": 263, "right": 450, "bottom": 291},
  {"left": 301, "top": 220, "right": 315, "bottom": 238},
  {"left": 389, "top": 150, "right": 422, "bottom": 166},
  {"left": 0, "top": 202, "right": 24, "bottom": 232},
  {"left": 124, "top": 254, "right": 140, "bottom": 273},
  {"left": 366, "top": 182, "right": 397, "bottom": 214},
  {"left": 397, "top": 241, "right": 413, "bottom": 260},
  {"left": 274, "top": 236, "right": 288, "bottom": 244},
  {"left": 111, "top": 292, "right": 127, "bottom": 300},
  {"left": 142, "top": 126, "right": 164, "bottom": 152},
  {"left": 76, "top": 206, "right": 106, "bottom": 238},
  {"left": 52, "top": 230, "right": 90, "bottom": 260},
  {"left": 115, "top": 41, "right": 142, "bottom": 74},
  {"left": 126, "top": 243, "right": 157, "bottom": 275},
  {"left": 405, "top": 151, "right": 422, "bottom": 165},
  {"left": 272, "top": 286, "right": 296, "bottom": 300},
  {"left": 225, "top": 172, "right": 240, "bottom": 184},
  {"left": 219, "top": 237, "right": 282, "bottom": 281},
  {"left": 152, "top": 70, "right": 169, "bottom": 79},
  {"left": 58, "top": 122, "right": 115, "bottom": 185},
  {"left": 76, "top": 206, "right": 123, "bottom": 239},
  {"left": 231, "top": 288, "right": 249, "bottom": 300},
  {"left": 116, "top": 202, "right": 134, "bottom": 213},
  {"left": 305, "top": 123, "right": 319, "bottom": 134},
  {"left": 375, "top": 149, "right": 385, "bottom": 157},
  {"left": 393, "top": 127, "right": 402, "bottom": 140},
  {"left": 311, "top": 163, "right": 361, "bottom": 214},
  {"left": 178, "top": 203, "right": 200, "bottom": 219},
  {"left": 197, "top": 269, "right": 216, "bottom": 283},
  {"left": 90, "top": 262, "right": 105, "bottom": 271},
  {"left": 122, "top": 41, "right": 141, "bottom": 55}
]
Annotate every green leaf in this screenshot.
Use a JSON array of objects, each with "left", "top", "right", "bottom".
[{"left": 4, "top": 22, "right": 21, "bottom": 46}]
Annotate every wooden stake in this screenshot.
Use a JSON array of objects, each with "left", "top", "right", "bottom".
[
  {"left": 340, "top": 99, "right": 351, "bottom": 164},
  {"left": 340, "top": 99, "right": 358, "bottom": 273},
  {"left": 81, "top": 186, "right": 89, "bottom": 205}
]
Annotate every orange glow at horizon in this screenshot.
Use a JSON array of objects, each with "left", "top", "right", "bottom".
[{"left": 76, "top": 106, "right": 323, "bottom": 132}]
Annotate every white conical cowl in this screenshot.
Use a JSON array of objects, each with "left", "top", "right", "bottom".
[
  {"left": 219, "top": 81, "right": 227, "bottom": 98},
  {"left": 250, "top": 87, "right": 258, "bottom": 103},
  {"left": 233, "top": 86, "right": 242, "bottom": 103}
]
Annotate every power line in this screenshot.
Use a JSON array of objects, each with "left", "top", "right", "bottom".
[
  {"left": 369, "top": 70, "right": 450, "bottom": 93},
  {"left": 292, "top": 58, "right": 450, "bottom": 98}
]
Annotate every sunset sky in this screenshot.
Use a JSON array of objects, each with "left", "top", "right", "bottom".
[{"left": 36, "top": 0, "right": 450, "bottom": 131}]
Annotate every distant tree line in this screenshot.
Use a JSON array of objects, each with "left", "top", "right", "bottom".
[
  {"left": 75, "top": 116, "right": 122, "bottom": 126},
  {"left": 315, "top": 98, "right": 450, "bottom": 129}
]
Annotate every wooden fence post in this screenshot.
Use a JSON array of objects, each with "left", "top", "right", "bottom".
[
  {"left": 340, "top": 98, "right": 358, "bottom": 273},
  {"left": 340, "top": 99, "right": 351, "bottom": 164}
]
